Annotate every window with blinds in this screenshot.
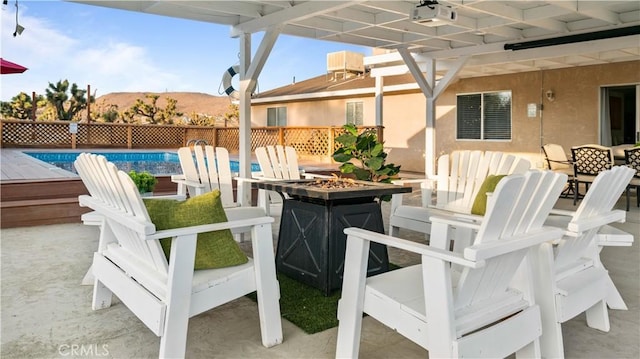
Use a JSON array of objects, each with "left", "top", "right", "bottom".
[
  {"left": 457, "top": 91, "right": 511, "bottom": 140},
  {"left": 346, "top": 102, "right": 363, "bottom": 126},
  {"left": 267, "top": 107, "right": 287, "bottom": 126}
]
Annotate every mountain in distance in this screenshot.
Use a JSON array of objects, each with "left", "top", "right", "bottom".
[{"left": 95, "top": 92, "right": 235, "bottom": 117}]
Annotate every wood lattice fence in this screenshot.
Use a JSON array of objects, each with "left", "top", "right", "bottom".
[{"left": 0, "top": 120, "right": 382, "bottom": 161}]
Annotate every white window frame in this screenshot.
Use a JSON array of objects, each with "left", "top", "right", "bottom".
[
  {"left": 267, "top": 106, "right": 287, "bottom": 126},
  {"left": 346, "top": 101, "right": 364, "bottom": 126}
]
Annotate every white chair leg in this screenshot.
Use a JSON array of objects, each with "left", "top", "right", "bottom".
[
  {"left": 257, "top": 189, "right": 270, "bottom": 216},
  {"left": 605, "top": 277, "right": 628, "bottom": 310},
  {"left": 586, "top": 300, "right": 611, "bottom": 332},
  {"left": 335, "top": 235, "right": 370, "bottom": 359},
  {"left": 159, "top": 235, "right": 198, "bottom": 359},
  {"left": 82, "top": 265, "right": 95, "bottom": 285},
  {"left": 532, "top": 243, "right": 566, "bottom": 359},
  {"left": 251, "top": 223, "right": 283, "bottom": 348},
  {"left": 388, "top": 224, "right": 399, "bottom": 237},
  {"left": 515, "top": 338, "right": 541, "bottom": 359},
  {"left": 92, "top": 279, "right": 113, "bottom": 310}
]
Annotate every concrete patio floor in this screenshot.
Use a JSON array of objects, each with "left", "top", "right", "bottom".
[{"left": 1, "top": 191, "right": 639, "bottom": 358}]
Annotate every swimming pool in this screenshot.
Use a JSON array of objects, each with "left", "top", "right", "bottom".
[{"left": 24, "top": 151, "right": 261, "bottom": 175}]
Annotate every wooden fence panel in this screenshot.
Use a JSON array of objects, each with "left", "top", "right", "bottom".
[{"left": 0, "top": 120, "right": 381, "bottom": 161}]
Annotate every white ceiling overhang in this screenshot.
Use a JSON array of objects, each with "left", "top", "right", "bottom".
[{"left": 70, "top": 0, "right": 640, "bottom": 78}]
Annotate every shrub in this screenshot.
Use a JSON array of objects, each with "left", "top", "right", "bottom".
[
  {"left": 332, "top": 123, "right": 401, "bottom": 184},
  {"left": 128, "top": 170, "right": 157, "bottom": 194}
]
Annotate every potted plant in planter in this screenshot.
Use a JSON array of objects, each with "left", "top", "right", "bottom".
[
  {"left": 332, "top": 124, "right": 401, "bottom": 200},
  {"left": 128, "top": 170, "right": 157, "bottom": 196}
]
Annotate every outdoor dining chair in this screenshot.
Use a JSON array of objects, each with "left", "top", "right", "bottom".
[
  {"left": 624, "top": 147, "right": 640, "bottom": 210},
  {"left": 542, "top": 143, "right": 575, "bottom": 197},
  {"left": 571, "top": 144, "right": 614, "bottom": 205}
]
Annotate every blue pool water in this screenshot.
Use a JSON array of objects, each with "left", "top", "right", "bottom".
[{"left": 25, "top": 151, "right": 260, "bottom": 175}]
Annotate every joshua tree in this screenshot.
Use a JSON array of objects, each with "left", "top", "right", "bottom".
[
  {"left": 186, "top": 111, "right": 216, "bottom": 126},
  {"left": 223, "top": 104, "right": 239, "bottom": 126},
  {"left": 0, "top": 92, "right": 46, "bottom": 120},
  {"left": 45, "top": 79, "right": 93, "bottom": 121},
  {"left": 128, "top": 94, "right": 182, "bottom": 124},
  {"left": 91, "top": 99, "right": 120, "bottom": 123}
]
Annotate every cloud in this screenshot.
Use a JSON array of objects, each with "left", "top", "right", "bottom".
[{"left": 1, "top": 5, "right": 181, "bottom": 100}]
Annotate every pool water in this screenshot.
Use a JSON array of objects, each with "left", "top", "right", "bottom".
[{"left": 25, "top": 151, "right": 260, "bottom": 176}]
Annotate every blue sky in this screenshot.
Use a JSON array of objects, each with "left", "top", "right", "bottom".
[{"left": 1, "top": 0, "right": 371, "bottom": 101}]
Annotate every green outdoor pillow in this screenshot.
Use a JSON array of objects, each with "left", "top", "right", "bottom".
[
  {"left": 143, "top": 190, "right": 248, "bottom": 270},
  {"left": 471, "top": 175, "right": 507, "bottom": 215}
]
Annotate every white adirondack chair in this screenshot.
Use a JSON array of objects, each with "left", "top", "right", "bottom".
[
  {"left": 75, "top": 153, "right": 283, "bottom": 358},
  {"left": 388, "top": 150, "right": 531, "bottom": 237},
  {"left": 532, "top": 166, "right": 635, "bottom": 359},
  {"left": 253, "top": 145, "right": 330, "bottom": 215},
  {"left": 336, "top": 170, "right": 566, "bottom": 358},
  {"left": 171, "top": 146, "right": 236, "bottom": 206}
]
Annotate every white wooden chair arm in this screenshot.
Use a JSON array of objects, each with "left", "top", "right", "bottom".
[
  {"left": 146, "top": 216, "right": 274, "bottom": 241},
  {"left": 464, "top": 227, "right": 563, "bottom": 261},
  {"left": 170, "top": 174, "right": 185, "bottom": 181},
  {"left": 301, "top": 172, "right": 333, "bottom": 179},
  {"left": 170, "top": 178, "right": 206, "bottom": 189},
  {"left": 430, "top": 215, "right": 483, "bottom": 231},
  {"left": 81, "top": 211, "right": 103, "bottom": 226},
  {"left": 391, "top": 178, "right": 435, "bottom": 186},
  {"left": 448, "top": 212, "right": 484, "bottom": 222},
  {"left": 79, "top": 195, "right": 155, "bottom": 235},
  {"left": 566, "top": 210, "right": 626, "bottom": 234},
  {"left": 251, "top": 175, "right": 288, "bottom": 182},
  {"left": 344, "top": 227, "right": 483, "bottom": 268},
  {"left": 234, "top": 176, "right": 261, "bottom": 184},
  {"left": 389, "top": 178, "right": 434, "bottom": 209},
  {"left": 145, "top": 194, "right": 187, "bottom": 200}
]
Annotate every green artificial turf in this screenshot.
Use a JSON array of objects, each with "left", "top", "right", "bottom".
[
  {"left": 248, "top": 264, "right": 400, "bottom": 334},
  {"left": 247, "top": 273, "right": 340, "bottom": 334}
]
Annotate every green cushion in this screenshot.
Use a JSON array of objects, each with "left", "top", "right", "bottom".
[
  {"left": 471, "top": 175, "right": 507, "bottom": 215},
  {"left": 143, "top": 190, "right": 248, "bottom": 270}
]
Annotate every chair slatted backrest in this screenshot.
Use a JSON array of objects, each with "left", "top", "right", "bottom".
[
  {"left": 177, "top": 146, "right": 235, "bottom": 207},
  {"left": 625, "top": 147, "right": 640, "bottom": 177},
  {"left": 554, "top": 166, "right": 635, "bottom": 271},
  {"left": 571, "top": 144, "right": 614, "bottom": 176},
  {"left": 437, "top": 150, "right": 484, "bottom": 208},
  {"left": 256, "top": 145, "right": 301, "bottom": 180},
  {"left": 434, "top": 150, "right": 531, "bottom": 211},
  {"left": 75, "top": 153, "right": 168, "bottom": 276},
  {"left": 451, "top": 171, "right": 566, "bottom": 313},
  {"left": 543, "top": 143, "right": 572, "bottom": 172}
]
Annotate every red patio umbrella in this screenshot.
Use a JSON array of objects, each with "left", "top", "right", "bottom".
[{"left": 1, "top": 58, "right": 27, "bottom": 74}]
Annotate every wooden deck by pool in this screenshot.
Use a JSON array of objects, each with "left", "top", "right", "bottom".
[
  {"left": 0, "top": 149, "right": 172, "bottom": 228},
  {"left": 1, "top": 149, "right": 78, "bottom": 181}
]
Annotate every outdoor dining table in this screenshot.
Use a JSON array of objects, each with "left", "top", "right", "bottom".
[{"left": 253, "top": 178, "right": 411, "bottom": 295}]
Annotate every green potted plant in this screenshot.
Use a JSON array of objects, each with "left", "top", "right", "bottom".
[
  {"left": 128, "top": 170, "right": 157, "bottom": 195},
  {"left": 332, "top": 124, "right": 401, "bottom": 199}
]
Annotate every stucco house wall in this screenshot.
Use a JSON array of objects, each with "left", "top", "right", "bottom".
[
  {"left": 251, "top": 97, "right": 377, "bottom": 127},
  {"left": 252, "top": 61, "right": 639, "bottom": 173}
]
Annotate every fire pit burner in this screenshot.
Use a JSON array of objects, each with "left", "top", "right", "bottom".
[{"left": 304, "top": 177, "right": 367, "bottom": 189}]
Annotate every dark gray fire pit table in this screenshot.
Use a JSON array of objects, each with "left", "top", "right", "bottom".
[{"left": 253, "top": 178, "right": 411, "bottom": 296}]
